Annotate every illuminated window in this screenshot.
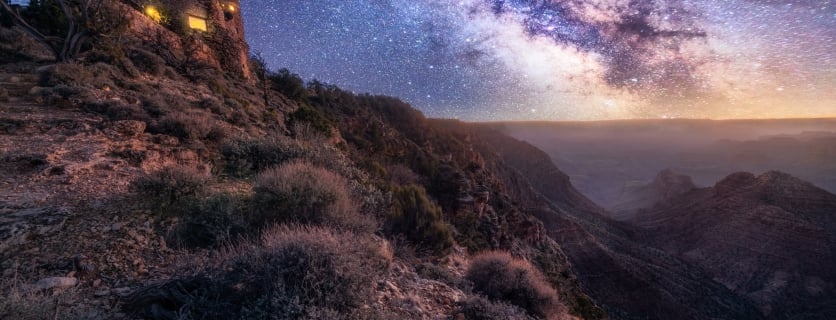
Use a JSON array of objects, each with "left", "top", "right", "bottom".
[
  {"left": 144, "top": 6, "right": 163, "bottom": 23},
  {"left": 188, "top": 15, "right": 208, "bottom": 32}
]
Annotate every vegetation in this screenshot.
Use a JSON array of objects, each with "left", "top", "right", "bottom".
[
  {"left": 0, "top": 0, "right": 128, "bottom": 61},
  {"left": 131, "top": 165, "right": 210, "bottom": 206},
  {"left": 126, "top": 226, "right": 392, "bottom": 319},
  {"left": 252, "top": 161, "right": 377, "bottom": 233},
  {"left": 466, "top": 251, "right": 566, "bottom": 320},
  {"left": 388, "top": 184, "right": 454, "bottom": 254},
  {"left": 455, "top": 296, "right": 535, "bottom": 320}
]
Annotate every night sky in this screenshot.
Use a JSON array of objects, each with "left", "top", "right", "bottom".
[{"left": 243, "top": 1, "right": 835, "bottom": 121}]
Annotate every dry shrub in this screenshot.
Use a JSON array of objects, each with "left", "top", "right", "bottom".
[
  {"left": 131, "top": 165, "right": 210, "bottom": 206},
  {"left": 221, "top": 137, "right": 306, "bottom": 176},
  {"left": 388, "top": 184, "right": 454, "bottom": 254},
  {"left": 466, "top": 251, "right": 567, "bottom": 320},
  {"left": 126, "top": 226, "right": 392, "bottom": 319},
  {"left": 456, "top": 295, "right": 535, "bottom": 320},
  {"left": 252, "top": 162, "right": 376, "bottom": 233},
  {"left": 154, "top": 111, "right": 227, "bottom": 142},
  {"left": 165, "top": 192, "right": 246, "bottom": 249}
]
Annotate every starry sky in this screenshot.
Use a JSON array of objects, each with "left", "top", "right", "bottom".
[{"left": 243, "top": 0, "right": 835, "bottom": 121}]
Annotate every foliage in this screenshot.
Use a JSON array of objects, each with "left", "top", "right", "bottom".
[
  {"left": 388, "top": 184, "right": 454, "bottom": 254},
  {"left": 287, "top": 104, "right": 333, "bottom": 137},
  {"left": 268, "top": 68, "right": 306, "bottom": 101},
  {"left": 466, "top": 251, "right": 566, "bottom": 320},
  {"left": 152, "top": 111, "right": 227, "bottom": 142},
  {"left": 221, "top": 137, "right": 307, "bottom": 176},
  {"left": 127, "top": 226, "right": 392, "bottom": 319},
  {"left": 131, "top": 165, "right": 210, "bottom": 206},
  {"left": 252, "top": 161, "right": 376, "bottom": 233},
  {"left": 165, "top": 192, "right": 247, "bottom": 249},
  {"left": 1, "top": 0, "right": 130, "bottom": 61}
]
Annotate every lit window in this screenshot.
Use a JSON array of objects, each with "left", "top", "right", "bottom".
[
  {"left": 145, "top": 6, "right": 163, "bottom": 23},
  {"left": 188, "top": 15, "right": 208, "bottom": 31}
]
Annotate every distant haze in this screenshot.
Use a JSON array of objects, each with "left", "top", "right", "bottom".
[{"left": 500, "top": 118, "right": 836, "bottom": 208}]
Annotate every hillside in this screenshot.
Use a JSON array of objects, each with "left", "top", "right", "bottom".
[
  {"left": 0, "top": 2, "right": 602, "bottom": 319},
  {"left": 611, "top": 169, "right": 697, "bottom": 221},
  {"left": 634, "top": 171, "right": 836, "bottom": 318}
]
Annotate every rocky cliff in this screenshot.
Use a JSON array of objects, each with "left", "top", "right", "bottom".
[{"left": 634, "top": 171, "right": 836, "bottom": 318}]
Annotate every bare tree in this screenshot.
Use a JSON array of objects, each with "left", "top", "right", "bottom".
[{"left": 0, "top": 0, "right": 120, "bottom": 61}]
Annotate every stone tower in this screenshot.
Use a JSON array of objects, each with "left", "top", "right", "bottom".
[{"left": 137, "top": 0, "right": 252, "bottom": 79}]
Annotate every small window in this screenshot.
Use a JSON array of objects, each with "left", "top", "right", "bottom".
[{"left": 188, "top": 15, "right": 208, "bottom": 32}]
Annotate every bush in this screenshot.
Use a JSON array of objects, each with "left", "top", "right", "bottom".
[
  {"left": 252, "top": 162, "right": 376, "bottom": 233},
  {"left": 455, "top": 295, "right": 535, "bottom": 320},
  {"left": 388, "top": 185, "right": 454, "bottom": 254},
  {"left": 153, "top": 111, "right": 226, "bottom": 142},
  {"left": 165, "top": 192, "right": 247, "bottom": 249},
  {"left": 287, "top": 104, "right": 332, "bottom": 137},
  {"left": 466, "top": 251, "right": 566, "bottom": 320},
  {"left": 127, "top": 226, "right": 392, "bottom": 319},
  {"left": 128, "top": 48, "right": 167, "bottom": 76},
  {"left": 131, "top": 165, "right": 210, "bottom": 206},
  {"left": 221, "top": 137, "right": 306, "bottom": 176}
]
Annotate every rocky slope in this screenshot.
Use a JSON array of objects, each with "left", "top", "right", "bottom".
[
  {"left": 610, "top": 169, "right": 697, "bottom": 221},
  {"left": 634, "top": 171, "right": 836, "bottom": 318},
  {"left": 470, "top": 127, "right": 763, "bottom": 320}
]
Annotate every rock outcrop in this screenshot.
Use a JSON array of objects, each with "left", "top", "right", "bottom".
[
  {"left": 611, "top": 169, "right": 697, "bottom": 221},
  {"left": 634, "top": 171, "right": 836, "bottom": 318}
]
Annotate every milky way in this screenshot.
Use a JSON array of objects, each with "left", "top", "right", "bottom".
[{"left": 243, "top": 0, "right": 835, "bottom": 121}]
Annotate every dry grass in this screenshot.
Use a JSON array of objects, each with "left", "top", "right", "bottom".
[{"left": 466, "top": 251, "right": 568, "bottom": 320}]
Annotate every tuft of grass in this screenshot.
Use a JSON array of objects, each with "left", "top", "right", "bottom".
[{"left": 466, "top": 251, "right": 567, "bottom": 320}]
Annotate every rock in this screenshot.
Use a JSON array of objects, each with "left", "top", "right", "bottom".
[
  {"left": 110, "top": 120, "right": 146, "bottom": 137},
  {"left": 0, "top": 207, "right": 71, "bottom": 253},
  {"left": 8, "top": 76, "right": 20, "bottom": 83},
  {"left": 110, "top": 222, "right": 124, "bottom": 232},
  {"left": 28, "top": 86, "right": 48, "bottom": 96},
  {"left": 112, "top": 287, "right": 132, "bottom": 297},
  {"left": 32, "top": 277, "right": 78, "bottom": 291}
]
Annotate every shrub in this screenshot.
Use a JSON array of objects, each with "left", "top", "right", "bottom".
[
  {"left": 165, "top": 192, "right": 247, "bottom": 249},
  {"left": 127, "top": 48, "right": 166, "bottom": 76},
  {"left": 153, "top": 111, "right": 226, "bottom": 142},
  {"left": 126, "top": 226, "right": 392, "bottom": 319},
  {"left": 388, "top": 185, "right": 454, "bottom": 253},
  {"left": 131, "top": 165, "right": 210, "bottom": 206},
  {"left": 455, "top": 295, "right": 535, "bottom": 320},
  {"left": 221, "top": 137, "right": 306, "bottom": 176},
  {"left": 287, "top": 104, "right": 332, "bottom": 137},
  {"left": 466, "top": 251, "right": 566, "bottom": 320},
  {"left": 252, "top": 162, "right": 376, "bottom": 233}
]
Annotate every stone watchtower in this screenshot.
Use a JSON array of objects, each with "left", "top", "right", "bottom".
[{"left": 140, "top": 0, "right": 251, "bottom": 79}]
